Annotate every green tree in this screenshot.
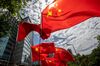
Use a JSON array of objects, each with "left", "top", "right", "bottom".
[
  {"left": 0, "top": 0, "right": 27, "bottom": 37},
  {"left": 0, "top": 0, "right": 27, "bottom": 15},
  {"left": 0, "top": 21, "right": 11, "bottom": 37},
  {"left": 68, "top": 35, "right": 100, "bottom": 66}
]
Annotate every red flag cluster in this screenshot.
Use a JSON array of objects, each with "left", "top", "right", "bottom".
[
  {"left": 31, "top": 43, "right": 75, "bottom": 66},
  {"left": 16, "top": 0, "right": 100, "bottom": 65}
]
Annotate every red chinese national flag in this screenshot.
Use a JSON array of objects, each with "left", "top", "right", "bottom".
[
  {"left": 41, "top": 47, "right": 74, "bottom": 66},
  {"left": 41, "top": 0, "right": 100, "bottom": 39},
  {"left": 16, "top": 22, "right": 40, "bottom": 42},
  {"left": 16, "top": 22, "right": 50, "bottom": 42},
  {"left": 31, "top": 43, "right": 55, "bottom": 54},
  {"left": 55, "top": 47, "right": 75, "bottom": 63},
  {"left": 31, "top": 43, "right": 55, "bottom": 62}
]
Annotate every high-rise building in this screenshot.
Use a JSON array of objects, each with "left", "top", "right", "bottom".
[
  {"left": 16, "top": 1, "right": 54, "bottom": 66},
  {"left": 0, "top": 0, "right": 41, "bottom": 66},
  {"left": 0, "top": 36, "right": 9, "bottom": 65},
  {"left": 0, "top": 17, "right": 33, "bottom": 66},
  {"left": 0, "top": 17, "right": 18, "bottom": 66},
  {"left": 14, "top": 32, "right": 33, "bottom": 66}
]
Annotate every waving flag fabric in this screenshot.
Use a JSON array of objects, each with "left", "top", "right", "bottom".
[
  {"left": 41, "top": 0, "right": 100, "bottom": 39},
  {"left": 16, "top": 22, "right": 40, "bottom": 42},
  {"left": 41, "top": 58, "right": 68, "bottom": 66},
  {"left": 41, "top": 47, "right": 75, "bottom": 66},
  {"left": 31, "top": 43, "right": 55, "bottom": 54},
  {"left": 55, "top": 47, "right": 75, "bottom": 63},
  {"left": 31, "top": 43, "right": 55, "bottom": 61},
  {"left": 31, "top": 43, "right": 75, "bottom": 65},
  {"left": 16, "top": 22, "right": 50, "bottom": 42},
  {"left": 41, "top": 58, "right": 56, "bottom": 66}
]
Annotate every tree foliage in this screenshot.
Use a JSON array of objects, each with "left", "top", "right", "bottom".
[
  {"left": 0, "top": 0, "right": 25, "bottom": 15},
  {"left": 68, "top": 35, "right": 100, "bottom": 66},
  {"left": 0, "top": 0, "right": 27, "bottom": 37}
]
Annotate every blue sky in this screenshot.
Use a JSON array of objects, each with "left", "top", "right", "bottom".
[{"left": 32, "top": 32, "right": 43, "bottom": 45}]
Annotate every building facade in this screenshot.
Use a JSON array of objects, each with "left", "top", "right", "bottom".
[
  {"left": 0, "top": 17, "right": 18, "bottom": 66},
  {"left": 14, "top": 32, "right": 32, "bottom": 66}
]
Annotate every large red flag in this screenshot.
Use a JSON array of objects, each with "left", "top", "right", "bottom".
[
  {"left": 41, "top": 0, "right": 100, "bottom": 39},
  {"left": 31, "top": 43, "right": 55, "bottom": 62}
]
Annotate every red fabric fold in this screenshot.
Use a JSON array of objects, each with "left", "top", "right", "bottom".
[
  {"left": 41, "top": 58, "right": 67, "bottom": 66},
  {"left": 55, "top": 47, "right": 75, "bottom": 63},
  {"left": 31, "top": 43, "right": 55, "bottom": 62},
  {"left": 16, "top": 22, "right": 50, "bottom": 42},
  {"left": 16, "top": 22, "right": 40, "bottom": 42}
]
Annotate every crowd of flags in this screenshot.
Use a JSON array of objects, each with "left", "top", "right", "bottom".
[
  {"left": 31, "top": 43, "right": 75, "bottom": 66},
  {"left": 16, "top": 0, "right": 100, "bottom": 66}
]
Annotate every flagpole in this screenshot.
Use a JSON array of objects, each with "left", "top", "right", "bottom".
[
  {"left": 38, "top": 0, "right": 43, "bottom": 66},
  {"left": 28, "top": 0, "right": 41, "bottom": 65},
  {"left": 28, "top": 17, "right": 34, "bottom": 66}
]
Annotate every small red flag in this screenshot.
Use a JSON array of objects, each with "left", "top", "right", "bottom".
[
  {"left": 55, "top": 47, "right": 75, "bottom": 63},
  {"left": 31, "top": 43, "right": 55, "bottom": 62},
  {"left": 16, "top": 22, "right": 40, "bottom": 42},
  {"left": 41, "top": 47, "right": 74, "bottom": 66},
  {"left": 16, "top": 22, "right": 50, "bottom": 41},
  {"left": 31, "top": 43, "right": 55, "bottom": 54}
]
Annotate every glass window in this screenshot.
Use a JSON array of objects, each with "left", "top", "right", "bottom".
[{"left": 0, "top": 36, "right": 9, "bottom": 57}]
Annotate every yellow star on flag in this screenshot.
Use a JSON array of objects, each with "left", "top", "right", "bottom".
[
  {"left": 48, "top": 60, "right": 52, "bottom": 63},
  {"left": 47, "top": 11, "right": 52, "bottom": 16},
  {"left": 35, "top": 48, "right": 39, "bottom": 52},
  {"left": 57, "top": 9, "right": 62, "bottom": 16},
  {"left": 58, "top": 9, "right": 62, "bottom": 13}
]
